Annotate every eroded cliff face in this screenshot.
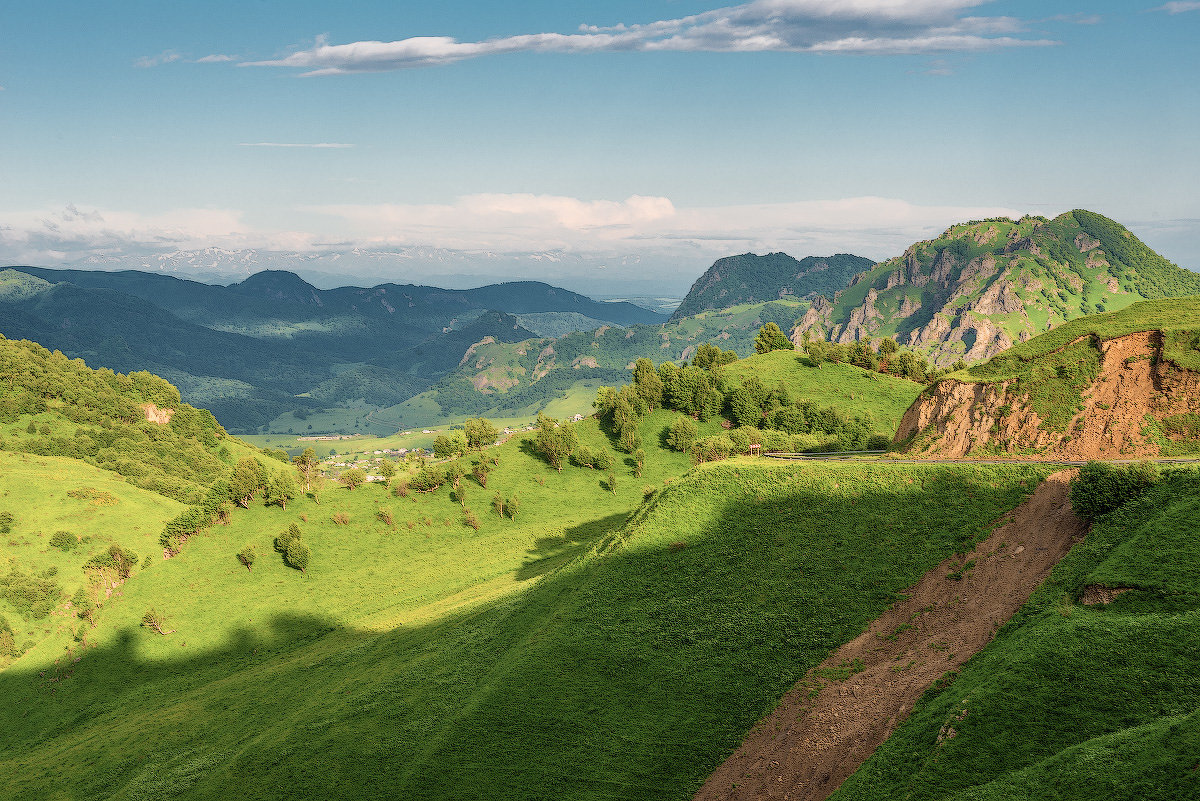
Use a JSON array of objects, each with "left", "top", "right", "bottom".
[{"left": 896, "top": 331, "right": 1200, "bottom": 458}]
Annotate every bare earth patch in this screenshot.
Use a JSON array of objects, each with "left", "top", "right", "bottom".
[{"left": 695, "top": 470, "right": 1087, "bottom": 801}]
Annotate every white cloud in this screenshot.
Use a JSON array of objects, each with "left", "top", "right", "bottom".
[
  {"left": 194, "top": 54, "right": 237, "bottom": 63},
  {"left": 0, "top": 205, "right": 315, "bottom": 264},
  {"left": 134, "top": 50, "right": 182, "bottom": 68},
  {"left": 1, "top": 195, "right": 1029, "bottom": 271},
  {"left": 241, "top": 0, "right": 1056, "bottom": 75},
  {"left": 1155, "top": 1, "right": 1200, "bottom": 12},
  {"left": 238, "top": 142, "right": 354, "bottom": 149},
  {"left": 307, "top": 193, "right": 1026, "bottom": 259}
]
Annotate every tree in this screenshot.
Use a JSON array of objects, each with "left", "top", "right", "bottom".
[
  {"left": 632, "top": 358, "right": 664, "bottom": 407},
  {"left": 606, "top": 472, "right": 618, "bottom": 493},
  {"left": 264, "top": 471, "right": 297, "bottom": 510},
  {"left": 339, "top": 468, "right": 367, "bottom": 490},
  {"left": 472, "top": 460, "right": 491, "bottom": 487},
  {"left": 274, "top": 522, "right": 302, "bottom": 553},
  {"left": 507, "top": 495, "right": 520, "bottom": 520},
  {"left": 379, "top": 461, "right": 397, "bottom": 483},
  {"left": 237, "top": 545, "right": 257, "bottom": 571},
  {"left": 492, "top": 492, "right": 505, "bottom": 517},
  {"left": 805, "top": 339, "right": 827, "bottom": 367},
  {"left": 727, "top": 387, "right": 762, "bottom": 428},
  {"left": 754, "top": 323, "right": 794, "bottom": 354},
  {"left": 464, "top": 418, "right": 499, "bottom": 450},
  {"left": 284, "top": 540, "right": 310, "bottom": 572},
  {"left": 633, "top": 448, "right": 645, "bottom": 477},
  {"left": 665, "top": 417, "right": 698, "bottom": 452},
  {"left": 433, "top": 432, "right": 468, "bottom": 459},
  {"left": 878, "top": 337, "right": 899, "bottom": 357},
  {"left": 229, "top": 457, "right": 268, "bottom": 508},
  {"left": 293, "top": 447, "right": 319, "bottom": 490},
  {"left": 533, "top": 414, "right": 577, "bottom": 471}
]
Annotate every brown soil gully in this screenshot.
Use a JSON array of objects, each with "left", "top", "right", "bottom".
[{"left": 695, "top": 470, "right": 1087, "bottom": 801}]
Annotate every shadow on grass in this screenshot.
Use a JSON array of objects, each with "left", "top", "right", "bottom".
[
  {"left": 0, "top": 463, "right": 1051, "bottom": 801},
  {"left": 516, "top": 512, "right": 628, "bottom": 582}
]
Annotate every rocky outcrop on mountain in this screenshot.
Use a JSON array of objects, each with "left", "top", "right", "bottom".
[
  {"left": 791, "top": 210, "right": 1200, "bottom": 368},
  {"left": 896, "top": 330, "right": 1200, "bottom": 458}
]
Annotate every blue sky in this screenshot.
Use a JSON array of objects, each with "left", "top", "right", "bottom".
[{"left": 1, "top": 0, "right": 1197, "bottom": 288}]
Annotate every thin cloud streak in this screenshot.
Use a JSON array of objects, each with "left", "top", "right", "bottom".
[
  {"left": 240, "top": 0, "right": 1057, "bottom": 75},
  {"left": 1155, "top": 2, "right": 1200, "bottom": 13},
  {"left": 238, "top": 142, "right": 354, "bottom": 149}
]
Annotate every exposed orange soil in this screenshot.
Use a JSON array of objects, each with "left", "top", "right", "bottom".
[
  {"left": 695, "top": 470, "right": 1086, "bottom": 801},
  {"left": 896, "top": 331, "right": 1200, "bottom": 459}
]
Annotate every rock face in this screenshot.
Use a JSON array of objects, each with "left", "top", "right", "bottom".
[
  {"left": 896, "top": 331, "right": 1200, "bottom": 458},
  {"left": 791, "top": 210, "right": 1200, "bottom": 368}
]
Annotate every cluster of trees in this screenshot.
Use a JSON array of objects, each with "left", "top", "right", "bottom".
[
  {"left": 802, "top": 336, "right": 944, "bottom": 382},
  {"left": 274, "top": 523, "right": 310, "bottom": 572},
  {"left": 433, "top": 418, "right": 500, "bottom": 459}
]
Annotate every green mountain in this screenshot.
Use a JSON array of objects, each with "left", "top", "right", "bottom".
[
  {"left": 670, "top": 252, "right": 875, "bottom": 321},
  {"left": 380, "top": 299, "right": 810, "bottom": 428},
  {"left": 795, "top": 210, "right": 1200, "bottom": 366},
  {"left": 0, "top": 269, "right": 662, "bottom": 431}
]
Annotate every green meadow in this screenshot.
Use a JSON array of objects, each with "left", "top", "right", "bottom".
[{"left": 0, "top": 401, "right": 1048, "bottom": 799}]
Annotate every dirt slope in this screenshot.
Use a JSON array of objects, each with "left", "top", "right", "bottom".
[
  {"left": 896, "top": 331, "right": 1200, "bottom": 458},
  {"left": 695, "top": 470, "right": 1086, "bottom": 801}
]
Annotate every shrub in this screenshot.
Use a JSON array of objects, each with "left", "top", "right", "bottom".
[
  {"left": 665, "top": 417, "right": 698, "bottom": 452},
  {"left": 331, "top": 512, "right": 350, "bottom": 525},
  {"left": 392, "top": 479, "right": 409, "bottom": 497},
  {"left": 507, "top": 495, "right": 520, "bottom": 521},
  {"left": 0, "top": 568, "right": 61, "bottom": 619},
  {"left": 463, "top": 509, "right": 480, "bottom": 531},
  {"left": 573, "top": 445, "right": 599, "bottom": 469},
  {"left": 691, "top": 435, "right": 733, "bottom": 463},
  {"left": 377, "top": 508, "right": 396, "bottom": 529},
  {"left": 274, "top": 523, "right": 302, "bottom": 552},
  {"left": 236, "top": 545, "right": 257, "bottom": 571},
  {"left": 728, "top": 429, "right": 751, "bottom": 454},
  {"left": 606, "top": 472, "right": 618, "bottom": 493},
  {"left": 1069, "top": 461, "right": 1161, "bottom": 520},
  {"left": 594, "top": 449, "right": 615, "bottom": 471},
  {"left": 72, "top": 586, "right": 95, "bottom": 624},
  {"left": 141, "top": 608, "right": 168, "bottom": 634},
  {"left": 84, "top": 545, "right": 139, "bottom": 579},
  {"left": 0, "top": 615, "right": 16, "bottom": 656},
  {"left": 50, "top": 530, "right": 77, "bottom": 551},
  {"left": 339, "top": 468, "right": 367, "bottom": 490},
  {"left": 0, "top": 511, "right": 12, "bottom": 534},
  {"left": 492, "top": 492, "right": 505, "bottom": 517},
  {"left": 284, "top": 540, "right": 310, "bottom": 572}
]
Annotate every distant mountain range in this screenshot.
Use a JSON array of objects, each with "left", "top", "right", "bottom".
[
  {"left": 0, "top": 267, "right": 665, "bottom": 431},
  {"left": 67, "top": 246, "right": 687, "bottom": 296},
  {"left": 793, "top": 210, "right": 1200, "bottom": 366},
  {"left": 670, "top": 253, "right": 875, "bottom": 321}
]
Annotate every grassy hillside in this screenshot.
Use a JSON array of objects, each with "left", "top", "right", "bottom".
[
  {"left": 833, "top": 467, "right": 1200, "bottom": 800},
  {"left": 0, "top": 451, "right": 187, "bottom": 666},
  {"left": 719, "top": 349, "right": 923, "bottom": 432},
  {"left": 798, "top": 211, "right": 1200, "bottom": 367},
  {"left": 0, "top": 395, "right": 1048, "bottom": 798}
]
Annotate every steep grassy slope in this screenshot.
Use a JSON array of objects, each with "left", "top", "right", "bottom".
[
  {"left": 834, "top": 467, "right": 1200, "bottom": 801},
  {"left": 671, "top": 253, "right": 874, "bottom": 320},
  {"left": 897, "top": 297, "right": 1200, "bottom": 458},
  {"left": 796, "top": 210, "right": 1200, "bottom": 367},
  {"left": 0, "top": 401, "right": 1046, "bottom": 799}
]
